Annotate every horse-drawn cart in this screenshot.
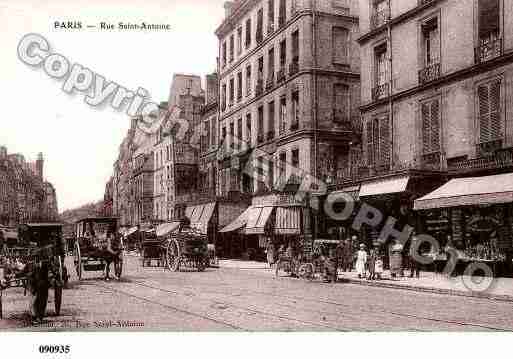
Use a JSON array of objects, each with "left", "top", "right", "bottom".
[
  {"left": 73, "top": 217, "right": 123, "bottom": 281},
  {"left": 0, "top": 223, "right": 67, "bottom": 321}
]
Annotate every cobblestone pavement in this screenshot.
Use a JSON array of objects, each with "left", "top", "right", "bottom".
[{"left": 1, "top": 256, "right": 512, "bottom": 331}]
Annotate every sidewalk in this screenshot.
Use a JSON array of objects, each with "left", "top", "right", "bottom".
[{"left": 218, "top": 259, "right": 513, "bottom": 302}]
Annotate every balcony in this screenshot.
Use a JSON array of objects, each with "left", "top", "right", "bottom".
[
  {"left": 255, "top": 80, "right": 264, "bottom": 96},
  {"left": 448, "top": 147, "right": 513, "bottom": 174},
  {"left": 266, "top": 74, "right": 275, "bottom": 90},
  {"left": 418, "top": 62, "right": 441, "bottom": 84},
  {"left": 372, "top": 82, "right": 390, "bottom": 101},
  {"left": 475, "top": 37, "right": 502, "bottom": 63},
  {"left": 371, "top": 8, "right": 390, "bottom": 29},
  {"left": 277, "top": 68, "right": 286, "bottom": 83},
  {"left": 289, "top": 60, "right": 299, "bottom": 76}
]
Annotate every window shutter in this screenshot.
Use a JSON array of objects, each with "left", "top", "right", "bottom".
[
  {"left": 478, "top": 83, "right": 491, "bottom": 143},
  {"left": 430, "top": 99, "right": 440, "bottom": 152},
  {"left": 379, "top": 116, "right": 390, "bottom": 166},
  {"left": 489, "top": 79, "right": 501, "bottom": 140},
  {"left": 421, "top": 102, "right": 431, "bottom": 154},
  {"left": 366, "top": 120, "right": 374, "bottom": 166}
]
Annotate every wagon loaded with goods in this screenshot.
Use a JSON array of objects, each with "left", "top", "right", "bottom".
[
  {"left": 73, "top": 217, "right": 123, "bottom": 281},
  {"left": 140, "top": 220, "right": 210, "bottom": 272},
  {"left": 0, "top": 223, "right": 67, "bottom": 322}
]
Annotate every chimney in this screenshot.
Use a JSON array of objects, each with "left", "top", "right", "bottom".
[
  {"left": 36, "top": 152, "right": 44, "bottom": 179},
  {"left": 205, "top": 73, "right": 219, "bottom": 105},
  {"left": 0, "top": 146, "right": 7, "bottom": 159},
  {"left": 224, "top": 1, "right": 236, "bottom": 18}
]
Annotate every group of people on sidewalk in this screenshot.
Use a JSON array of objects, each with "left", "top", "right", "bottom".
[{"left": 265, "top": 235, "right": 423, "bottom": 281}]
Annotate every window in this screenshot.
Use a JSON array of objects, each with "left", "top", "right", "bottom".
[
  {"left": 279, "top": 0, "right": 286, "bottom": 27},
  {"left": 237, "top": 72, "right": 243, "bottom": 100},
  {"left": 222, "top": 41, "right": 227, "bottom": 68},
  {"left": 258, "top": 56, "right": 264, "bottom": 80},
  {"left": 237, "top": 118, "right": 243, "bottom": 149},
  {"left": 268, "top": 0, "right": 275, "bottom": 32},
  {"left": 268, "top": 100, "right": 275, "bottom": 139},
  {"left": 477, "top": 0, "right": 501, "bottom": 62},
  {"left": 292, "top": 30, "right": 299, "bottom": 63},
  {"left": 246, "top": 64, "right": 252, "bottom": 96},
  {"left": 421, "top": 99, "right": 441, "bottom": 154},
  {"left": 258, "top": 106, "right": 264, "bottom": 142},
  {"left": 205, "top": 120, "right": 211, "bottom": 149},
  {"left": 291, "top": 91, "right": 299, "bottom": 128},
  {"left": 246, "top": 113, "right": 252, "bottom": 145},
  {"left": 422, "top": 18, "right": 440, "bottom": 66},
  {"left": 229, "top": 34, "right": 234, "bottom": 62},
  {"left": 278, "top": 152, "right": 287, "bottom": 184},
  {"left": 237, "top": 27, "right": 243, "bottom": 55},
  {"left": 229, "top": 78, "right": 234, "bottom": 104},
  {"left": 279, "top": 39, "right": 287, "bottom": 68},
  {"left": 372, "top": 0, "right": 389, "bottom": 28},
  {"left": 291, "top": 149, "right": 299, "bottom": 167},
  {"left": 268, "top": 47, "right": 275, "bottom": 77},
  {"left": 477, "top": 79, "right": 502, "bottom": 147},
  {"left": 332, "top": 27, "right": 349, "bottom": 64},
  {"left": 230, "top": 122, "right": 235, "bottom": 150},
  {"left": 279, "top": 97, "right": 287, "bottom": 134},
  {"left": 333, "top": 84, "right": 350, "bottom": 124},
  {"left": 256, "top": 8, "right": 264, "bottom": 43},
  {"left": 373, "top": 43, "right": 389, "bottom": 99},
  {"left": 211, "top": 116, "right": 217, "bottom": 147},
  {"left": 366, "top": 116, "right": 391, "bottom": 169},
  {"left": 221, "top": 83, "right": 227, "bottom": 110},
  {"left": 245, "top": 18, "right": 252, "bottom": 48}
]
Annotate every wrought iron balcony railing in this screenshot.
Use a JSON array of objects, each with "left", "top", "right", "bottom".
[
  {"left": 420, "top": 152, "right": 442, "bottom": 171},
  {"left": 447, "top": 147, "right": 513, "bottom": 174},
  {"left": 289, "top": 60, "right": 299, "bottom": 76},
  {"left": 478, "top": 139, "right": 503, "bottom": 157},
  {"left": 372, "top": 82, "right": 390, "bottom": 101},
  {"left": 332, "top": 109, "right": 351, "bottom": 128},
  {"left": 371, "top": 8, "right": 390, "bottom": 29},
  {"left": 418, "top": 62, "right": 440, "bottom": 84},
  {"left": 475, "top": 37, "right": 502, "bottom": 63}
]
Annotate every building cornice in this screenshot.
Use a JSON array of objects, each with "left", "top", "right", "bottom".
[
  {"left": 357, "top": 0, "right": 442, "bottom": 45},
  {"left": 360, "top": 51, "right": 513, "bottom": 113}
]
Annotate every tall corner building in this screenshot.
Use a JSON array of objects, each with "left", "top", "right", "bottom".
[{"left": 214, "top": 0, "right": 361, "bottom": 258}]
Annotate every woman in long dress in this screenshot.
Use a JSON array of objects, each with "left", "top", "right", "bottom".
[{"left": 355, "top": 244, "right": 368, "bottom": 279}]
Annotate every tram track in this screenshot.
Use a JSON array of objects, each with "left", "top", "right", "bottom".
[{"left": 127, "top": 273, "right": 508, "bottom": 331}]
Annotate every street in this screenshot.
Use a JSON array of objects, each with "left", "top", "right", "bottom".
[{"left": 1, "top": 255, "right": 513, "bottom": 331}]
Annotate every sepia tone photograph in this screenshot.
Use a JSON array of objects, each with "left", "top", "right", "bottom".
[{"left": 1, "top": 0, "right": 513, "bottom": 335}]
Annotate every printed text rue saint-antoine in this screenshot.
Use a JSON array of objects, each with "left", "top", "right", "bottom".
[{"left": 54, "top": 21, "right": 172, "bottom": 31}]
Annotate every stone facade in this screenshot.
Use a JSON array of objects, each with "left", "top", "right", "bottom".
[{"left": 0, "top": 147, "right": 58, "bottom": 226}]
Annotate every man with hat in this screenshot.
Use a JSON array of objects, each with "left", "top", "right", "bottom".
[{"left": 355, "top": 243, "right": 368, "bottom": 279}]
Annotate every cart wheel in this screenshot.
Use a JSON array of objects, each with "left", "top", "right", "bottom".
[
  {"left": 73, "top": 241, "right": 82, "bottom": 281},
  {"left": 298, "top": 263, "right": 314, "bottom": 280},
  {"left": 166, "top": 239, "right": 180, "bottom": 272}
]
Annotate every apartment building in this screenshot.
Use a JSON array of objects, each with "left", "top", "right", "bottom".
[
  {"left": 216, "top": 0, "right": 361, "bottom": 258},
  {"left": 357, "top": 0, "right": 513, "bottom": 268}
]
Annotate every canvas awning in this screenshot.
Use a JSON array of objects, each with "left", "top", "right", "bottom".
[
  {"left": 275, "top": 206, "right": 302, "bottom": 235},
  {"left": 156, "top": 221, "right": 180, "bottom": 237},
  {"left": 192, "top": 202, "right": 216, "bottom": 234},
  {"left": 330, "top": 185, "right": 360, "bottom": 201},
  {"left": 359, "top": 176, "right": 410, "bottom": 197},
  {"left": 245, "top": 206, "right": 274, "bottom": 235},
  {"left": 125, "top": 226, "right": 138, "bottom": 236},
  {"left": 220, "top": 207, "right": 252, "bottom": 233},
  {"left": 414, "top": 173, "right": 513, "bottom": 210}
]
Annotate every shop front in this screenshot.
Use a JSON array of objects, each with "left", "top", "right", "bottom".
[{"left": 414, "top": 172, "right": 513, "bottom": 277}]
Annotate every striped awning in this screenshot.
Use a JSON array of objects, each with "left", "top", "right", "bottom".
[
  {"left": 220, "top": 207, "right": 252, "bottom": 233},
  {"left": 245, "top": 206, "right": 274, "bottom": 235},
  {"left": 275, "top": 206, "right": 302, "bottom": 235},
  {"left": 414, "top": 173, "right": 513, "bottom": 210},
  {"left": 359, "top": 176, "right": 410, "bottom": 197},
  {"left": 192, "top": 202, "right": 216, "bottom": 234}
]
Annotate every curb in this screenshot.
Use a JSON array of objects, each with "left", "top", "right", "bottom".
[{"left": 344, "top": 278, "right": 513, "bottom": 303}]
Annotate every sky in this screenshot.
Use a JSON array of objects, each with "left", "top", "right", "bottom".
[{"left": 0, "top": 0, "right": 225, "bottom": 212}]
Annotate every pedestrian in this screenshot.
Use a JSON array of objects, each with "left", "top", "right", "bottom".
[
  {"left": 375, "top": 249, "right": 384, "bottom": 280},
  {"left": 335, "top": 239, "right": 344, "bottom": 273},
  {"left": 355, "top": 244, "right": 367, "bottom": 279},
  {"left": 266, "top": 240, "right": 276, "bottom": 268},
  {"left": 368, "top": 246, "right": 377, "bottom": 280},
  {"left": 408, "top": 235, "right": 420, "bottom": 279},
  {"left": 344, "top": 237, "right": 354, "bottom": 272}
]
